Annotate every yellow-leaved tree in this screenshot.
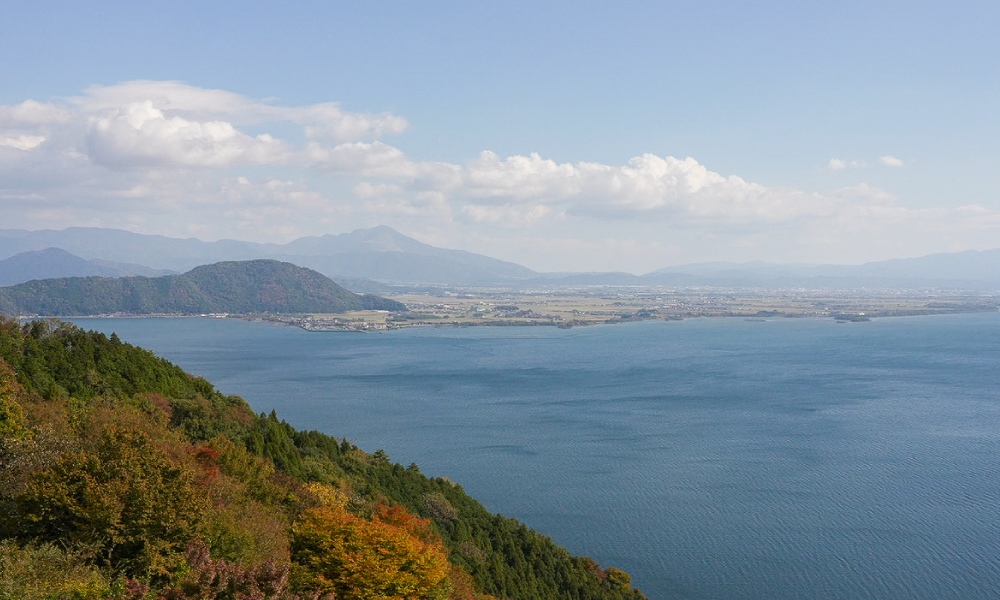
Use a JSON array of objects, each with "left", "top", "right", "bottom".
[{"left": 291, "top": 483, "right": 452, "bottom": 600}]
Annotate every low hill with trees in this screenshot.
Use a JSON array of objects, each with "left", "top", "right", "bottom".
[
  {"left": 0, "top": 259, "right": 405, "bottom": 316},
  {"left": 0, "top": 316, "right": 647, "bottom": 600}
]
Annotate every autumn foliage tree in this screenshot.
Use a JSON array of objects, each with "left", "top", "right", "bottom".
[
  {"left": 8, "top": 425, "right": 208, "bottom": 577},
  {"left": 291, "top": 484, "right": 451, "bottom": 600}
]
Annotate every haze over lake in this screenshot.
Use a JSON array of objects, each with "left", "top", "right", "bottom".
[{"left": 77, "top": 314, "right": 1000, "bottom": 600}]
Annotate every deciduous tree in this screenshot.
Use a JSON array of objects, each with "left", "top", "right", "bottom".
[{"left": 291, "top": 484, "right": 451, "bottom": 600}]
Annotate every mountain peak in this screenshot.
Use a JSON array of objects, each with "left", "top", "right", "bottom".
[{"left": 344, "top": 225, "right": 414, "bottom": 252}]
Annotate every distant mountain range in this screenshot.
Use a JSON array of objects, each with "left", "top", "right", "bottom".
[
  {"left": 1, "top": 226, "right": 999, "bottom": 290},
  {"left": 0, "top": 247, "right": 174, "bottom": 286},
  {"left": 0, "top": 259, "right": 404, "bottom": 316},
  {"left": 637, "top": 252, "right": 1000, "bottom": 289},
  {"left": 0, "top": 226, "right": 533, "bottom": 286},
  {"left": 504, "top": 252, "right": 1000, "bottom": 290}
]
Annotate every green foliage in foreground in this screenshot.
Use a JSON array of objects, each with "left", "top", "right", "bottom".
[
  {"left": 0, "top": 259, "right": 405, "bottom": 316},
  {"left": 0, "top": 316, "right": 646, "bottom": 600}
]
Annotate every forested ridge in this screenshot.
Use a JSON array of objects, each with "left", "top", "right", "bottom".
[
  {"left": 0, "top": 316, "right": 647, "bottom": 600},
  {"left": 0, "top": 260, "right": 404, "bottom": 316}
]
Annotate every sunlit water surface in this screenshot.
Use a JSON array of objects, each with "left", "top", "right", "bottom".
[{"left": 76, "top": 313, "right": 1000, "bottom": 600}]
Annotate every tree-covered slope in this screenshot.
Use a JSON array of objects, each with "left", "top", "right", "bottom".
[
  {"left": 0, "top": 317, "right": 647, "bottom": 600},
  {"left": 0, "top": 259, "right": 405, "bottom": 316}
]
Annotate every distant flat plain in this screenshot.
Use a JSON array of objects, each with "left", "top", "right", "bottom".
[{"left": 266, "top": 287, "right": 1000, "bottom": 330}]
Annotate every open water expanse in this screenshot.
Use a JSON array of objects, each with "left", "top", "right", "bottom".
[{"left": 75, "top": 313, "right": 1000, "bottom": 600}]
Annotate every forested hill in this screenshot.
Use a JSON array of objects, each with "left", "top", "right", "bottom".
[
  {"left": 0, "top": 259, "right": 405, "bottom": 316},
  {"left": 0, "top": 317, "right": 647, "bottom": 600}
]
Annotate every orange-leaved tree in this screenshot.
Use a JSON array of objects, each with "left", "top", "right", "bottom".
[{"left": 291, "top": 483, "right": 452, "bottom": 600}]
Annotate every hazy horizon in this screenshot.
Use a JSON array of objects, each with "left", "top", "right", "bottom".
[
  {"left": 2, "top": 2, "right": 998, "bottom": 273},
  {"left": 5, "top": 224, "right": 998, "bottom": 278}
]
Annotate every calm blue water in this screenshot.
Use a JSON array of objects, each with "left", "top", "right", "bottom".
[{"left": 75, "top": 314, "right": 1000, "bottom": 600}]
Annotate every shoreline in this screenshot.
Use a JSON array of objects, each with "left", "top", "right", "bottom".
[
  {"left": 18, "top": 304, "right": 1000, "bottom": 333},
  {"left": 12, "top": 287, "right": 999, "bottom": 331}
]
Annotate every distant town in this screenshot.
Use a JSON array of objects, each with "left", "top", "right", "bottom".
[{"left": 247, "top": 285, "right": 999, "bottom": 332}]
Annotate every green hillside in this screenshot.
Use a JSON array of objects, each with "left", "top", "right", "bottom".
[
  {"left": 0, "top": 316, "right": 647, "bottom": 600},
  {"left": 0, "top": 260, "right": 405, "bottom": 316}
]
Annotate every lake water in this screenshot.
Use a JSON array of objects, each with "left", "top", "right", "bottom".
[{"left": 75, "top": 313, "right": 1000, "bottom": 600}]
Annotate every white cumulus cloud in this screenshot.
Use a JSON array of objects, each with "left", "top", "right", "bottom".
[
  {"left": 297, "top": 103, "right": 409, "bottom": 142},
  {"left": 0, "top": 100, "right": 72, "bottom": 127},
  {"left": 72, "top": 80, "right": 408, "bottom": 141},
  {"left": 438, "top": 152, "right": 831, "bottom": 225},
  {"left": 1, "top": 80, "right": 412, "bottom": 176},
  {"left": 461, "top": 151, "right": 582, "bottom": 200},
  {"left": 86, "top": 101, "right": 286, "bottom": 168},
  {"left": 879, "top": 155, "right": 904, "bottom": 167}
]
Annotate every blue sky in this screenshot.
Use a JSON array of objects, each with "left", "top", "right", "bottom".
[{"left": 2, "top": 1, "right": 998, "bottom": 272}]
